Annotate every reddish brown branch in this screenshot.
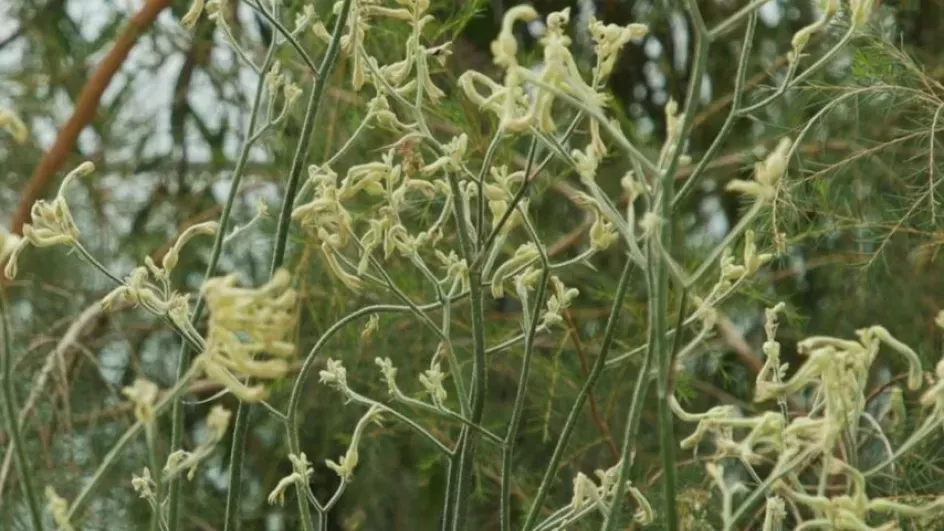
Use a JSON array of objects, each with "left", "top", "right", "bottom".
[
  {"left": 10, "top": 0, "right": 173, "bottom": 235},
  {"left": 563, "top": 309, "right": 620, "bottom": 460}
]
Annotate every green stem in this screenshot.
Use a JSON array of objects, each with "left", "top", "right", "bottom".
[
  {"left": 479, "top": 137, "right": 539, "bottom": 262},
  {"left": 366, "top": 253, "right": 470, "bottom": 417},
  {"left": 724, "top": 448, "right": 817, "bottom": 531},
  {"left": 707, "top": 0, "right": 768, "bottom": 40},
  {"left": 520, "top": 260, "right": 634, "bottom": 531},
  {"left": 224, "top": 2, "right": 354, "bottom": 530},
  {"left": 145, "top": 423, "right": 163, "bottom": 531},
  {"left": 674, "top": 9, "right": 757, "bottom": 206},
  {"left": 166, "top": 37, "right": 279, "bottom": 531},
  {"left": 0, "top": 291, "right": 44, "bottom": 530},
  {"left": 284, "top": 301, "right": 443, "bottom": 527},
  {"left": 68, "top": 365, "right": 201, "bottom": 522},
  {"left": 73, "top": 243, "right": 124, "bottom": 286},
  {"left": 440, "top": 458, "right": 458, "bottom": 531},
  {"left": 513, "top": 69, "right": 658, "bottom": 177},
  {"left": 476, "top": 129, "right": 505, "bottom": 247},
  {"left": 445, "top": 170, "right": 488, "bottom": 531},
  {"left": 500, "top": 216, "right": 550, "bottom": 531},
  {"left": 341, "top": 389, "right": 453, "bottom": 455},
  {"left": 599, "top": 263, "right": 657, "bottom": 531},
  {"left": 738, "top": 24, "right": 856, "bottom": 116},
  {"left": 249, "top": 0, "right": 320, "bottom": 76}
]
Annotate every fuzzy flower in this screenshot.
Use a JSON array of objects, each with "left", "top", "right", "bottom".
[
  {"left": 4, "top": 162, "right": 94, "bottom": 280},
  {"left": 0, "top": 107, "right": 28, "bottom": 143},
  {"left": 726, "top": 138, "right": 792, "bottom": 202},
  {"left": 541, "top": 276, "right": 579, "bottom": 328},
  {"left": 163, "top": 221, "right": 218, "bottom": 273},
  {"left": 491, "top": 5, "right": 538, "bottom": 69},
  {"left": 490, "top": 243, "right": 540, "bottom": 298},
  {"left": 850, "top": 0, "right": 875, "bottom": 27},
  {"left": 589, "top": 18, "right": 648, "bottom": 80},
  {"left": 420, "top": 134, "right": 468, "bottom": 175},
  {"left": 419, "top": 362, "right": 448, "bottom": 407},
  {"left": 131, "top": 468, "right": 157, "bottom": 500},
  {"left": 268, "top": 453, "right": 313, "bottom": 506},
  {"left": 570, "top": 460, "right": 652, "bottom": 524},
  {"left": 46, "top": 486, "right": 75, "bottom": 531},
  {"left": 436, "top": 250, "right": 470, "bottom": 294},
  {"left": 326, "top": 405, "right": 384, "bottom": 481},
  {"left": 122, "top": 378, "right": 160, "bottom": 424},
  {"left": 0, "top": 228, "right": 19, "bottom": 264},
  {"left": 180, "top": 0, "right": 204, "bottom": 29},
  {"left": 319, "top": 358, "right": 349, "bottom": 392},
  {"left": 163, "top": 405, "right": 232, "bottom": 481},
  {"left": 790, "top": 0, "right": 839, "bottom": 59},
  {"left": 195, "top": 270, "right": 298, "bottom": 402}
]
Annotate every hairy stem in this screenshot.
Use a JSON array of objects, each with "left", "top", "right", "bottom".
[
  {"left": 521, "top": 260, "right": 634, "bottom": 531},
  {"left": 500, "top": 215, "right": 550, "bottom": 531},
  {"left": 224, "top": 2, "right": 354, "bottom": 530},
  {"left": 166, "top": 36, "right": 279, "bottom": 531},
  {"left": 446, "top": 170, "right": 487, "bottom": 531},
  {"left": 0, "top": 291, "right": 44, "bottom": 530}
]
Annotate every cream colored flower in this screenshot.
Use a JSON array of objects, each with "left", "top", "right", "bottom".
[
  {"left": 5, "top": 162, "right": 94, "bottom": 280},
  {"left": 195, "top": 270, "right": 298, "bottom": 402}
]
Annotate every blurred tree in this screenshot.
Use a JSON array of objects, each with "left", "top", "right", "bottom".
[{"left": 1, "top": 1, "right": 944, "bottom": 529}]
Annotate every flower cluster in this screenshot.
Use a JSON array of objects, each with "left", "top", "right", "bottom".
[
  {"left": 726, "top": 137, "right": 792, "bottom": 202},
  {"left": 549, "top": 459, "right": 653, "bottom": 528},
  {"left": 163, "top": 405, "right": 232, "bottom": 480},
  {"left": 672, "top": 303, "right": 944, "bottom": 529},
  {"left": 4, "top": 161, "right": 94, "bottom": 280},
  {"left": 324, "top": 405, "right": 384, "bottom": 481},
  {"left": 122, "top": 379, "right": 160, "bottom": 424},
  {"left": 267, "top": 453, "right": 314, "bottom": 506},
  {"left": 101, "top": 221, "right": 218, "bottom": 332},
  {"left": 194, "top": 269, "right": 298, "bottom": 402},
  {"left": 46, "top": 486, "right": 75, "bottom": 531}
]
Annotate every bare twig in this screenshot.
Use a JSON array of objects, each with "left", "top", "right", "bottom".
[{"left": 0, "top": 302, "right": 102, "bottom": 507}]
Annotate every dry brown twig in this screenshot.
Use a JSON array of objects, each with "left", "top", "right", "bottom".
[{"left": 0, "top": 302, "right": 103, "bottom": 507}]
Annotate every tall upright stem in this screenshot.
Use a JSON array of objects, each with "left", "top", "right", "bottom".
[
  {"left": 604, "top": 3, "right": 710, "bottom": 528},
  {"left": 521, "top": 261, "right": 634, "bottom": 531},
  {"left": 500, "top": 216, "right": 550, "bottom": 531},
  {"left": 445, "top": 170, "right": 487, "bottom": 531},
  {"left": 223, "top": 2, "right": 354, "bottom": 530},
  {"left": 166, "top": 36, "right": 278, "bottom": 531},
  {"left": 654, "top": 4, "right": 709, "bottom": 529},
  {"left": 0, "top": 291, "right": 44, "bottom": 530}
]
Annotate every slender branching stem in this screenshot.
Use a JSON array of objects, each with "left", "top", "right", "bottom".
[
  {"left": 249, "top": 0, "right": 320, "bottom": 76},
  {"left": 0, "top": 290, "right": 44, "bottom": 530},
  {"left": 341, "top": 388, "right": 454, "bottom": 455},
  {"left": 477, "top": 130, "right": 506, "bottom": 247},
  {"left": 500, "top": 214, "right": 550, "bottom": 531},
  {"left": 445, "top": 169, "right": 488, "bottom": 531},
  {"left": 674, "top": 9, "right": 758, "bottom": 206},
  {"left": 520, "top": 261, "right": 634, "bottom": 531},
  {"left": 73, "top": 242, "right": 124, "bottom": 286},
  {"left": 708, "top": 0, "right": 769, "bottom": 40},
  {"left": 635, "top": 2, "right": 709, "bottom": 527},
  {"left": 284, "top": 300, "right": 444, "bottom": 527},
  {"left": 166, "top": 35, "right": 279, "bottom": 531},
  {"left": 224, "top": 2, "right": 354, "bottom": 530},
  {"left": 738, "top": 25, "right": 856, "bottom": 116},
  {"left": 68, "top": 365, "right": 202, "bottom": 522}
]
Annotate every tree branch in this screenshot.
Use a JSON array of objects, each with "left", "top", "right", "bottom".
[{"left": 9, "top": 0, "right": 173, "bottom": 236}]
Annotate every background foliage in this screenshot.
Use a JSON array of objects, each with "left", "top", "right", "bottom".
[{"left": 2, "top": 0, "right": 944, "bottom": 529}]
